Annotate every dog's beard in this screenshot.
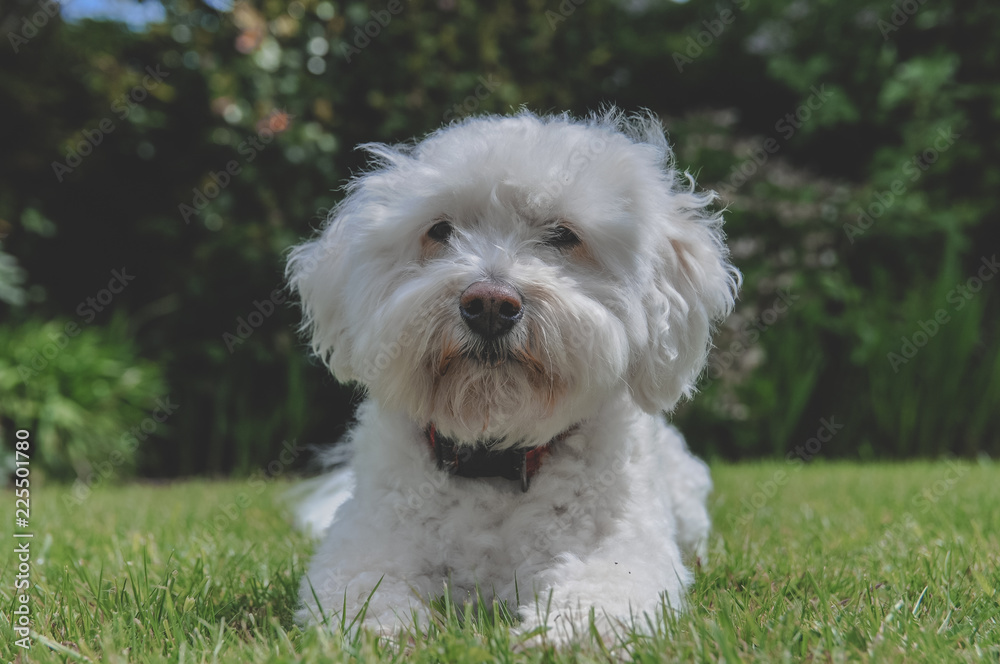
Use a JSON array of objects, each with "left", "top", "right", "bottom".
[{"left": 427, "top": 327, "right": 567, "bottom": 446}]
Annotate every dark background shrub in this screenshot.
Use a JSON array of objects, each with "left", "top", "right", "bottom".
[{"left": 1, "top": 0, "right": 996, "bottom": 480}]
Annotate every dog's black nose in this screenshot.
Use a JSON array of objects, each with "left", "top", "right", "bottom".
[{"left": 460, "top": 281, "right": 523, "bottom": 339}]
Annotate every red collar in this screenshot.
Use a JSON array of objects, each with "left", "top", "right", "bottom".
[{"left": 425, "top": 424, "right": 565, "bottom": 492}]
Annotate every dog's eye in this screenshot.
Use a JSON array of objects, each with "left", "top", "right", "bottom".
[
  {"left": 427, "top": 220, "right": 453, "bottom": 243},
  {"left": 545, "top": 224, "right": 581, "bottom": 249}
]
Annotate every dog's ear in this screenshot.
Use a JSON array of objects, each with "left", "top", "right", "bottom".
[
  {"left": 287, "top": 143, "right": 416, "bottom": 385},
  {"left": 286, "top": 206, "right": 357, "bottom": 383},
  {"left": 628, "top": 182, "right": 740, "bottom": 414}
]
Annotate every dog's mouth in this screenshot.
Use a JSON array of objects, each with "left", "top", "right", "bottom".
[
  {"left": 463, "top": 342, "right": 511, "bottom": 366},
  {"left": 435, "top": 333, "right": 523, "bottom": 374},
  {"left": 435, "top": 339, "right": 549, "bottom": 379},
  {"left": 455, "top": 339, "right": 549, "bottom": 375}
]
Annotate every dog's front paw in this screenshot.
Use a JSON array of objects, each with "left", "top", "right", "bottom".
[
  {"left": 515, "top": 605, "right": 627, "bottom": 648},
  {"left": 515, "top": 610, "right": 573, "bottom": 649},
  {"left": 298, "top": 580, "right": 435, "bottom": 641},
  {"left": 359, "top": 605, "right": 435, "bottom": 639}
]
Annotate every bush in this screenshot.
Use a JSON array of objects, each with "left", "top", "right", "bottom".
[{"left": 0, "top": 316, "right": 166, "bottom": 481}]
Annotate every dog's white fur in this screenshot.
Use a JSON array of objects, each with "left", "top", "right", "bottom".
[{"left": 287, "top": 109, "right": 739, "bottom": 642}]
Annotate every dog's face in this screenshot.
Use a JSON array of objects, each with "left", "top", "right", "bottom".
[{"left": 288, "top": 111, "right": 739, "bottom": 446}]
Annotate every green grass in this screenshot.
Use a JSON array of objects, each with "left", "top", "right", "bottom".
[{"left": 2, "top": 462, "right": 998, "bottom": 662}]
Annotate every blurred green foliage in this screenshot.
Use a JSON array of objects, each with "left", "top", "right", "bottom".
[
  {"left": 0, "top": 316, "right": 166, "bottom": 480},
  {"left": 0, "top": 0, "right": 997, "bottom": 479}
]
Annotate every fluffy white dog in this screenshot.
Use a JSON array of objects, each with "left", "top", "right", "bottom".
[{"left": 287, "top": 108, "right": 739, "bottom": 642}]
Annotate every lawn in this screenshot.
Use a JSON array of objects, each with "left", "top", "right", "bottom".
[{"left": 2, "top": 462, "right": 998, "bottom": 662}]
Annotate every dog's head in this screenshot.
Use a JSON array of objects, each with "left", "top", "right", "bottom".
[{"left": 288, "top": 110, "right": 740, "bottom": 447}]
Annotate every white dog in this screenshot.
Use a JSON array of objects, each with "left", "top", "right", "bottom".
[{"left": 287, "top": 108, "right": 739, "bottom": 642}]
